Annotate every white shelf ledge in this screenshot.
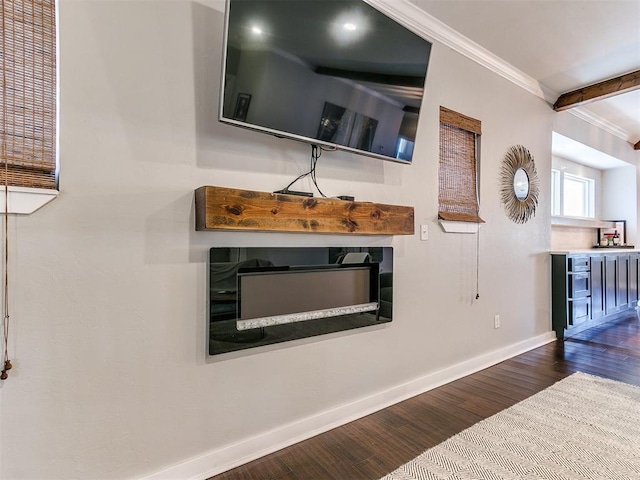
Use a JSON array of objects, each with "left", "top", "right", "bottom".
[
  {"left": 551, "top": 217, "right": 615, "bottom": 229},
  {"left": 438, "top": 220, "right": 480, "bottom": 234},
  {"left": 0, "top": 186, "right": 58, "bottom": 214}
]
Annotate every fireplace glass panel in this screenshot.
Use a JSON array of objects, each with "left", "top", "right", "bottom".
[{"left": 209, "top": 247, "right": 393, "bottom": 355}]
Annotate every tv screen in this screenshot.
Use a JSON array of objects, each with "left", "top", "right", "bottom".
[{"left": 219, "top": 0, "right": 432, "bottom": 163}]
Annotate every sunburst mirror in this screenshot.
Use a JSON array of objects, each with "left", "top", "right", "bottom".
[{"left": 500, "top": 145, "right": 539, "bottom": 224}]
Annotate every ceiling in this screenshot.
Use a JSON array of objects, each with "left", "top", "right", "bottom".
[{"left": 409, "top": 0, "right": 640, "bottom": 166}]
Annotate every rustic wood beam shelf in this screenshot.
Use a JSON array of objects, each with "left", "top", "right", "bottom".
[{"left": 195, "top": 186, "right": 414, "bottom": 235}]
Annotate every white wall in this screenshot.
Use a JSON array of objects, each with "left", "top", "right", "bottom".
[
  {"left": 602, "top": 166, "right": 639, "bottom": 246},
  {"left": 1, "top": 1, "right": 558, "bottom": 479}
]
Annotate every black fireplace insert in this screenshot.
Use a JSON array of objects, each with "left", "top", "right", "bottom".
[{"left": 208, "top": 247, "right": 393, "bottom": 355}]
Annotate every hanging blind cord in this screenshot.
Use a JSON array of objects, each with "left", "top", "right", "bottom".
[
  {"left": 1, "top": 158, "right": 10, "bottom": 380},
  {"left": 1, "top": 0, "right": 11, "bottom": 381},
  {"left": 475, "top": 227, "right": 480, "bottom": 300}
]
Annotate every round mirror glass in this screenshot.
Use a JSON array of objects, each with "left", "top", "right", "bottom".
[{"left": 513, "top": 168, "right": 529, "bottom": 200}]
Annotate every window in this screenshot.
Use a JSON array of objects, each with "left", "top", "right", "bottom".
[
  {"left": 551, "top": 169, "right": 595, "bottom": 218},
  {"left": 0, "top": 0, "right": 57, "bottom": 190},
  {"left": 438, "top": 107, "right": 484, "bottom": 223},
  {"left": 551, "top": 169, "right": 560, "bottom": 216},
  {"left": 395, "top": 137, "right": 414, "bottom": 161}
]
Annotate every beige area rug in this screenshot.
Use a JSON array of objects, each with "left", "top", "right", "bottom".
[{"left": 381, "top": 372, "right": 640, "bottom": 480}]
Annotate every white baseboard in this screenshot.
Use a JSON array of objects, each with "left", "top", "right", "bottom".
[{"left": 140, "top": 332, "right": 556, "bottom": 480}]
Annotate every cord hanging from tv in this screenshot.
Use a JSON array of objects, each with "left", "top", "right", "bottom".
[{"left": 275, "top": 144, "right": 328, "bottom": 198}]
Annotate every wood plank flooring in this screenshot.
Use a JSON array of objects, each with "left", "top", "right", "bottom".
[{"left": 209, "top": 312, "right": 640, "bottom": 480}]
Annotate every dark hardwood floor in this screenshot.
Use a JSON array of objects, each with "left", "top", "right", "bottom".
[{"left": 209, "top": 312, "right": 640, "bottom": 480}]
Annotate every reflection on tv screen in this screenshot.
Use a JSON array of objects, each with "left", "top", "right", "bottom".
[{"left": 219, "top": 0, "right": 432, "bottom": 163}]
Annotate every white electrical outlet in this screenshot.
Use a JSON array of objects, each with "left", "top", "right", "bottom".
[
  {"left": 494, "top": 314, "right": 500, "bottom": 329},
  {"left": 420, "top": 224, "right": 428, "bottom": 241}
]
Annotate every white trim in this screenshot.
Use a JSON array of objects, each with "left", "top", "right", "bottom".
[
  {"left": 551, "top": 216, "right": 615, "bottom": 229},
  {"left": 568, "top": 107, "right": 631, "bottom": 143},
  {"left": 0, "top": 186, "right": 58, "bottom": 214},
  {"left": 366, "top": 0, "right": 632, "bottom": 143},
  {"left": 439, "top": 220, "right": 480, "bottom": 234},
  {"left": 365, "top": 0, "right": 546, "bottom": 100},
  {"left": 139, "top": 332, "right": 556, "bottom": 480}
]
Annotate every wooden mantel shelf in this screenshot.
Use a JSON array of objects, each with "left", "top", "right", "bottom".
[{"left": 195, "top": 186, "right": 414, "bottom": 235}]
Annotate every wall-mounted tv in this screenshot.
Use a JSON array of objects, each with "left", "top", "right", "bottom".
[{"left": 219, "top": 0, "right": 432, "bottom": 163}]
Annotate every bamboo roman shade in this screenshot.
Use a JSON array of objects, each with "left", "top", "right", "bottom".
[
  {"left": 0, "top": 0, "right": 57, "bottom": 189},
  {"left": 438, "top": 106, "right": 484, "bottom": 223}
]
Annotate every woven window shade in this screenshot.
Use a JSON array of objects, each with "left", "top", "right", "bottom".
[
  {"left": 438, "top": 107, "right": 484, "bottom": 223},
  {"left": 0, "top": 0, "right": 57, "bottom": 190}
]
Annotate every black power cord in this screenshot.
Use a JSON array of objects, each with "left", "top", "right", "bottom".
[
  {"left": 277, "top": 144, "right": 327, "bottom": 198},
  {"left": 310, "top": 145, "right": 327, "bottom": 198}
]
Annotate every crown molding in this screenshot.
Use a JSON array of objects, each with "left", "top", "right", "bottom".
[
  {"left": 568, "top": 107, "right": 631, "bottom": 143},
  {"left": 365, "top": 0, "right": 546, "bottom": 99},
  {"left": 366, "top": 0, "right": 632, "bottom": 144}
]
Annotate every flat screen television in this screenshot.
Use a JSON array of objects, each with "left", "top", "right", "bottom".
[{"left": 219, "top": 0, "right": 433, "bottom": 163}]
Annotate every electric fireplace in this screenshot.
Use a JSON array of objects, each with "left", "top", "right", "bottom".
[{"left": 209, "top": 247, "right": 393, "bottom": 355}]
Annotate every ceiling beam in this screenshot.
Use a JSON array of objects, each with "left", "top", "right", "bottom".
[
  {"left": 553, "top": 70, "right": 640, "bottom": 111},
  {"left": 314, "top": 66, "right": 425, "bottom": 88}
]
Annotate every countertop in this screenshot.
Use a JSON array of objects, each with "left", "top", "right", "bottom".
[{"left": 550, "top": 248, "right": 639, "bottom": 254}]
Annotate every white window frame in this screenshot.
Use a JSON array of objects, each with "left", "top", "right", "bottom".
[
  {"left": 551, "top": 170, "right": 595, "bottom": 219},
  {"left": 551, "top": 169, "right": 561, "bottom": 216}
]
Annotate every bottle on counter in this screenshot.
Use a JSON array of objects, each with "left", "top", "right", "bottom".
[{"left": 613, "top": 230, "right": 620, "bottom": 246}]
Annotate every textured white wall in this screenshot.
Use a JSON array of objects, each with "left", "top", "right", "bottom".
[
  {"left": 550, "top": 227, "right": 597, "bottom": 251},
  {"left": 0, "top": 1, "right": 560, "bottom": 478}
]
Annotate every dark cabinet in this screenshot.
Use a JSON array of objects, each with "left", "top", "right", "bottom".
[
  {"left": 568, "top": 268, "right": 590, "bottom": 326},
  {"left": 604, "top": 254, "right": 631, "bottom": 314},
  {"left": 552, "top": 251, "right": 639, "bottom": 340},
  {"left": 569, "top": 297, "right": 590, "bottom": 326},
  {"left": 630, "top": 254, "right": 639, "bottom": 305},
  {"left": 604, "top": 255, "right": 618, "bottom": 315},
  {"left": 551, "top": 254, "right": 591, "bottom": 338},
  {"left": 590, "top": 255, "right": 605, "bottom": 320},
  {"left": 569, "top": 271, "right": 590, "bottom": 298},
  {"left": 618, "top": 254, "right": 630, "bottom": 310}
]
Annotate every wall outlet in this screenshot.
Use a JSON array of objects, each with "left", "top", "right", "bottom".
[
  {"left": 420, "top": 224, "right": 429, "bottom": 241},
  {"left": 494, "top": 314, "right": 500, "bottom": 329}
]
